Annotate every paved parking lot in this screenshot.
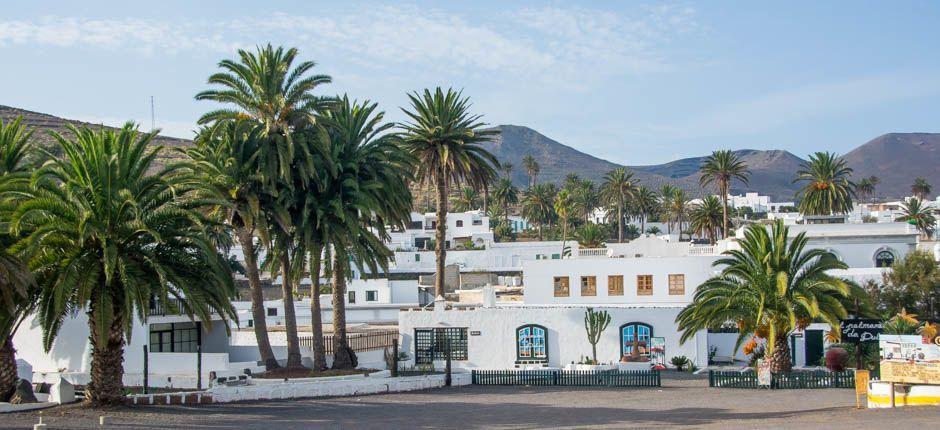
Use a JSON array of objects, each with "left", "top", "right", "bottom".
[{"left": 4, "top": 377, "right": 938, "bottom": 429}]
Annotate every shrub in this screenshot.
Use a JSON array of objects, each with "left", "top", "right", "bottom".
[{"left": 670, "top": 355, "right": 690, "bottom": 371}]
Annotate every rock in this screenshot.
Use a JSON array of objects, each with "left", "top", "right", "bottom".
[{"left": 10, "top": 379, "right": 37, "bottom": 404}]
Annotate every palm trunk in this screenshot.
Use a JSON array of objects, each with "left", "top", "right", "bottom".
[
  {"left": 483, "top": 184, "right": 489, "bottom": 212},
  {"left": 86, "top": 301, "right": 125, "bottom": 406},
  {"left": 617, "top": 203, "right": 623, "bottom": 243},
  {"left": 768, "top": 334, "right": 793, "bottom": 372},
  {"left": 0, "top": 338, "right": 18, "bottom": 402},
  {"left": 538, "top": 224, "right": 543, "bottom": 241},
  {"left": 640, "top": 215, "right": 646, "bottom": 236},
  {"left": 236, "top": 228, "right": 279, "bottom": 370},
  {"left": 721, "top": 185, "right": 728, "bottom": 239},
  {"left": 309, "top": 246, "right": 327, "bottom": 371},
  {"left": 279, "top": 254, "right": 303, "bottom": 368},
  {"left": 434, "top": 171, "right": 448, "bottom": 298},
  {"left": 331, "top": 253, "right": 357, "bottom": 369}
]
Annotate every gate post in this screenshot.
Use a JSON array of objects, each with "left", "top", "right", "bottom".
[
  {"left": 445, "top": 338, "right": 452, "bottom": 387},
  {"left": 143, "top": 345, "right": 149, "bottom": 394},
  {"left": 391, "top": 338, "right": 399, "bottom": 377}
]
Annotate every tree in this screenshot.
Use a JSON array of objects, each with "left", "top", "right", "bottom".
[
  {"left": 584, "top": 308, "right": 611, "bottom": 364},
  {"left": 502, "top": 162, "right": 513, "bottom": 179},
  {"left": 0, "top": 117, "right": 36, "bottom": 402},
  {"left": 794, "top": 152, "right": 855, "bottom": 216},
  {"left": 576, "top": 224, "right": 607, "bottom": 248},
  {"left": 13, "top": 123, "right": 236, "bottom": 405},
  {"left": 554, "top": 189, "right": 575, "bottom": 257},
  {"left": 896, "top": 197, "right": 937, "bottom": 239},
  {"left": 856, "top": 177, "right": 875, "bottom": 202},
  {"left": 881, "top": 251, "right": 940, "bottom": 320},
  {"left": 316, "top": 97, "right": 414, "bottom": 368},
  {"left": 522, "top": 183, "right": 557, "bottom": 240},
  {"left": 570, "top": 179, "right": 599, "bottom": 223},
  {"left": 631, "top": 186, "right": 659, "bottom": 235},
  {"left": 601, "top": 168, "right": 638, "bottom": 243},
  {"left": 453, "top": 187, "right": 481, "bottom": 212},
  {"left": 400, "top": 88, "right": 499, "bottom": 298},
  {"left": 689, "top": 195, "right": 723, "bottom": 245},
  {"left": 699, "top": 150, "right": 749, "bottom": 239},
  {"left": 522, "top": 155, "right": 540, "bottom": 188},
  {"left": 662, "top": 188, "right": 689, "bottom": 240},
  {"left": 493, "top": 178, "right": 519, "bottom": 223},
  {"left": 185, "top": 120, "right": 281, "bottom": 371},
  {"left": 658, "top": 184, "right": 678, "bottom": 233},
  {"left": 676, "top": 220, "right": 857, "bottom": 372},
  {"left": 911, "top": 177, "right": 932, "bottom": 200}
]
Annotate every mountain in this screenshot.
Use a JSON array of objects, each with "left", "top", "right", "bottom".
[{"left": 842, "top": 133, "right": 940, "bottom": 199}]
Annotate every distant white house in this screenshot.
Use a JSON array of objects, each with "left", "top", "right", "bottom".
[{"left": 386, "top": 211, "right": 493, "bottom": 251}]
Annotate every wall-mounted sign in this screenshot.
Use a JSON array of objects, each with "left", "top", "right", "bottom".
[
  {"left": 470, "top": 330, "right": 481, "bottom": 336},
  {"left": 879, "top": 334, "right": 940, "bottom": 384},
  {"left": 840, "top": 319, "right": 883, "bottom": 343}
]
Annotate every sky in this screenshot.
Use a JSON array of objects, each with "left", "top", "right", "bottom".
[{"left": 1, "top": 1, "right": 939, "bottom": 165}]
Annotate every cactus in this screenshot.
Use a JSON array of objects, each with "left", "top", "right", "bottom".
[{"left": 584, "top": 308, "right": 611, "bottom": 364}]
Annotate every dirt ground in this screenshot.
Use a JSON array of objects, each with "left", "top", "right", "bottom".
[{"left": 3, "top": 375, "right": 937, "bottom": 429}]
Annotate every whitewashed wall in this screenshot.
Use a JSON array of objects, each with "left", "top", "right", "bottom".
[{"left": 398, "top": 306, "right": 708, "bottom": 369}]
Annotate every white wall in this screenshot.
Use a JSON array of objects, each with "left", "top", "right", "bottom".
[
  {"left": 392, "top": 241, "right": 573, "bottom": 272},
  {"left": 398, "top": 306, "right": 708, "bottom": 370}
]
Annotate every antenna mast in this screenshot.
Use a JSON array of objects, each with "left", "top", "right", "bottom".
[{"left": 150, "top": 96, "right": 155, "bottom": 132}]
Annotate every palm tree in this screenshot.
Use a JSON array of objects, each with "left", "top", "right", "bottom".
[
  {"left": 453, "top": 187, "right": 481, "bottom": 212},
  {"left": 195, "top": 44, "right": 333, "bottom": 188},
  {"left": 911, "top": 177, "right": 932, "bottom": 200},
  {"left": 659, "top": 184, "right": 678, "bottom": 233},
  {"left": 522, "top": 155, "right": 540, "bottom": 188},
  {"left": 856, "top": 177, "right": 875, "bottom": 203},
  {"left": 896, "top": 197, "right": 936, "bottom": 239},
  {"left": 185, "top": 120, "right": 281, "bottom": 371},
  {"left": 663, "top": 188, "right": 689, "bottom": 240},
  {"left": 493, "top": 178, "right": 519, "bottom": 223},
  {"left": 601, "top": 168, "right": 638, "bottom": 243},
  {"left": 794, "top": 152, "right": 855, "bottom": 216},
  {"left": 699, "top": 150, "right": 749, "bottom": 239},
  {"left": 554, "top": 189, "right": 575, "bottom": 257},
  {"left": 400, "top": 88, "right": 499, "bottom": 299},
  {"left": 0, "top": 117, "right": 36, "bottom": 402},
  {"left": 315, "top": 97, "right": 414, "bottom": 369},
  {"left": 676, "top": 220, "right": 856, "bottom": 372},
  {"left": 575, "top": 224, "right": 607, "bottom": 248},
  {"left": 632, "top": 186, "right": 659, "bottom": 235},
  {"left": 522, "top": 183, "right": 557, "bottom": 240},
  {"left": 502, "top": 162, "right": 514, "bottom": 179},
  {"left": 689, "top": 195, "right": 723, "bottom": 244},
  {"left": 12, "top": 123, "right": 236, "bottom": 405},
  {"left": 571, "top": 179, "right": 599, "bottom": 223}
]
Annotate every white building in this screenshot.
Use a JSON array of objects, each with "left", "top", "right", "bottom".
[
  {"left": 728, "top": 192, "right": 795, "bottom": 214},
  {"left": 386, "top": 211, "right": 492, "bottom": 251}
]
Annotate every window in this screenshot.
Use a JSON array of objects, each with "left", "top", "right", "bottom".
[
  {"left": 580, "top": 276, "right": 596, "bottom": 296},
  {"left": 608, "top": 275, "right": 624, "bottom": 296},
  {"left": 668, "top": 274, "right": 685, "bottom": 295},
  {"left": 875, "top": 250, "right": 895, "bottom": 268},
  {"left": 456, "top": 220, "right": 464, "bottom": 227},
  {"left": 366, "top": 290, "right": 378, "bottom": 302},
  {"left": 267, "top": 307, "right": 278, "bottom": 317},
  {"left": 247, "top": 319, "right": 253, "bottom": 328},
  {"left": 414, "top": 327, "right": 469, "bottom": 363},
  {"left": 620, "top": 322, "right": 652, "bottom": 358},
  {"left": 348, "top": 291, "right": 356, "bottom": 304},
  {"left": 415, "top": 253, "right": 421, "bottom": 262},
  {"left": 553, "top": 276, "right": 570, "bottom": 297},
  {"left": 408, "top": 220, "right": 423, "bottom": 230},
  {"left": 551, "top": 254, "right": 560, "bottom": 260},
  {"left": 472, "top": 219, "right": 483, "bottom": 226},
  {"left": 516, "top": 325, "right": 548, "bottom": 361},
  {"left": 637, "top": 275, "right": 653, "bottom": 296},
  {"left": 149, "top": 322, "right": 200, "bottom": 353}
]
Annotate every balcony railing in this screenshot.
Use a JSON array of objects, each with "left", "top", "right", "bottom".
[
  {"left": 688, "top": 245, "right": 716, "bottom": 256},
  {"left": 576, "top": 248, "right": 610, "bottom": 258},
  {"left": 149, "top": 298, "right": 187, "bottom": 316}
]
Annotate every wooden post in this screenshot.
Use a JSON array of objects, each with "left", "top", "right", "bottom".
[
  {"left": 143, "top": 345, "right": 149, "bottom": 395},
  {"left": 197, "top": 344, "right": 203, "bottom": 391},
  {"left": 445, "top": 338, "right": 452, "bottom": 387},
  {"left": 391, "top": 338, "right": 399, "bottom": 377}
]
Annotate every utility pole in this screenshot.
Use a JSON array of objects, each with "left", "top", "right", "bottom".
[{"left": 150, "top": 96, "right": 155, "bottom": 132}]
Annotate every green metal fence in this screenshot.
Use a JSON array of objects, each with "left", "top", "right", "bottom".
[
  {"left": 472, "top": 370, "right": 661, "bottom": 387},
  {"left": 708, "top": 370, "right": 855, "bottom": 389}
]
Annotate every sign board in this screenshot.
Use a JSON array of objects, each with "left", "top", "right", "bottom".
[
  {"left": 879, "top": 334, "right": 940, "bottom": 385},
  {"left": 757, "top": 360, "right": 772, "bottom": 386},
  {"left": 840, "top": 319, "right": 883, "bottom": 344},
  {"left": 469, "top": 330, "right": 481, "bottom": 336},
  {"left": 650, "top": 337, "right": 666, "bottom": 365}
]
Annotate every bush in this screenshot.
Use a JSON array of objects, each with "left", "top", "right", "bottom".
[
  {"left": 825, "top": 347, "right": 849, "bottom": 371},
  {"left": 670, "top": 355, "right": 690, "bottom": 371}
]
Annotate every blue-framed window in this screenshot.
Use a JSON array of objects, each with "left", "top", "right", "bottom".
[
  {"left": 620, "top": 323, "right": 652, "bottom": 357},
  {"left": 516, "top": 324, "right": 548, "bottom": 361}
]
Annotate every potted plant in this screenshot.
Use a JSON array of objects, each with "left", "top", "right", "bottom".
[{"left": 617, "top": 339, "right": 652, "bottom": 371}]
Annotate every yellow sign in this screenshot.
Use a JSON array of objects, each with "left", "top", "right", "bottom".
[
  {"left": 880, "top": 361, "right": 940, "bottom": 385},
  {"left": 854, "top": 370, "right": 869, "bottom": 409}
]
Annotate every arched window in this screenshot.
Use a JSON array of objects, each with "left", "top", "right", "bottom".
[
  {"left": 875, "top": 250, "right": 895, "bottom": 267},
  {"left": 620, "top": 323, "right": 653, "bottom": 358},
  {"left": 516, "top": 324, "right": 548, "bottom": 361},
  {"left": 456, "top": 220, "right": 464, "bottom": 227}
]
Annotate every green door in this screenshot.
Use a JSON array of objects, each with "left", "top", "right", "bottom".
[{"left": 805, "top": 329, "right": 824, "bottom": 367}]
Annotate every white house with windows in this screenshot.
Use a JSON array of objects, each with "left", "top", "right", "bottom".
[
  {"left": 727, "top": 192, "right": 795, "bottom": 214},
  {"left": 386, "top": 211, "right": 492, "bottom": 251}
]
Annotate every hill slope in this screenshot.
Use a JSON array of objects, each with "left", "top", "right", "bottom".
[{"left": 842, "top": 133, "right": 940, "bottom": 199}]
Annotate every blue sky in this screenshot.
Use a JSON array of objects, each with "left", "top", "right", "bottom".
[{"left": 1, "top": 1, "right": 938, "bottom": 164}]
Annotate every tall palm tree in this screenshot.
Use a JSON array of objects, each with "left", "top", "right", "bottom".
[
  {"left": 659, "top": 184, "right": 678, "bottom": 233},
  {"left": 196, "top": 44, "right": 333, "bottom": 188},
  {"left": 896, "top": 197, "right": 937, "bottom": 239},
  {"left": 699, "top": 150, "right": 749, "bottom": 239},
  {"left": 689, "top": 195, "right": 723, "bottom": 245},
  {"left": 911, "top": 177, "right": 932, "bottom": 200},
  {"left": 316, "top": 97, "right": 414, "bottom": 368},
  {"left": 184, "top": 120, "right": 281, "bottom": 370},
  {"left": 493, "top": 178, "right": 519, "bottom": 223},
  {"left": 856, "top": 177, "right": 875, "bottom": 203},
  {"left": 631, "top": 186, "right": 658, "bottom": 235},
  {"left": 400, "top": 88, "right": 499, "bottom": 299},
  {"left": 794, "top": 152, "right": 855, "bottom": 216},
  {"left": 453, "top": 187, "right": 481, "bottom": 212},
  {"left": 676, "top": 220, "right": 856, "bottom": 372},
  {"left": 554, "top": 189, "right": 575, "bottom": 257},
  {"left": 571, "top": 179, "right": 599, "bottom": 223},
  {"left": 502, "top": 162, "right": 514, "bottom": 179},
  {"left": 601, "top": 168, "right": 638, "bottom": 243},
  {"left": 522, "top": 183, "right": 557, "bottom": 240},
  {"left": 663, "top": 188, "right": 689, "bottom": 240},
  {"left": 522, "top": 155, "right": 540, "bottom": 188},
  {"left": 0, "top": 117, "right": 36, "bottom": 402},
  {"left": 12, "top": 123, "right": 236, "bottom": 405}
]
